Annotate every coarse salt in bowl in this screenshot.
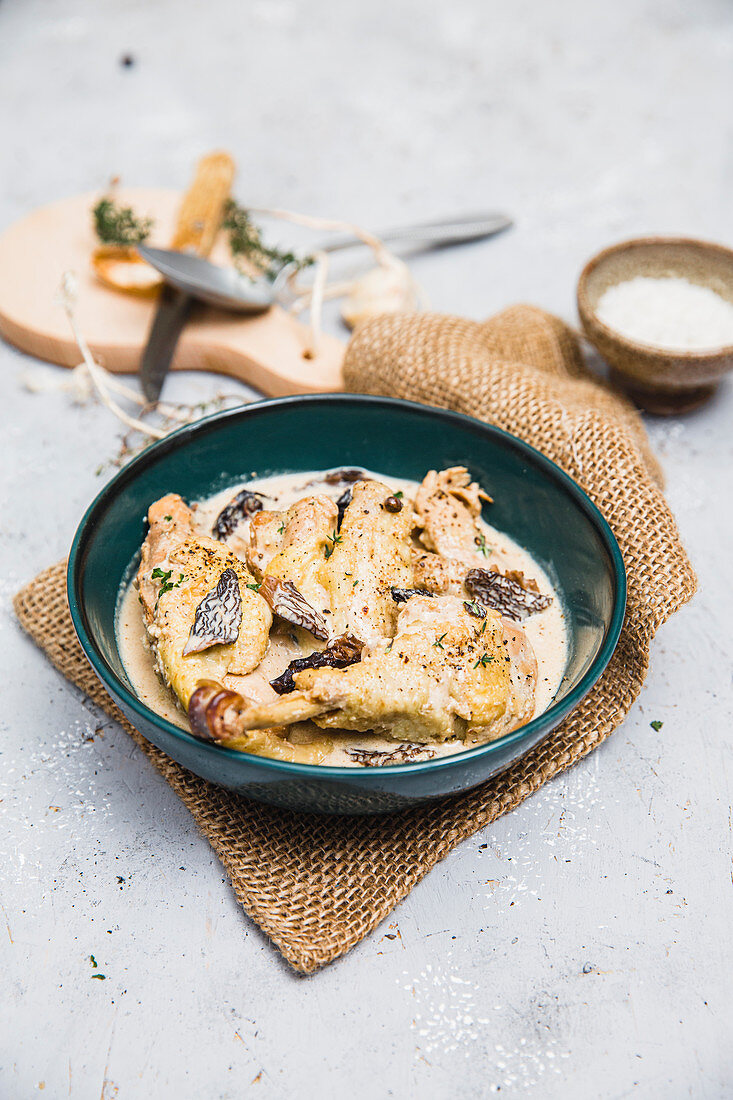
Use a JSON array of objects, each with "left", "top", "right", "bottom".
[{"left": 578, "top": 237, "right": 733, "bottom": 414}]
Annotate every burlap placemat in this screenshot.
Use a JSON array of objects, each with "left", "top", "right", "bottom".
[{"left": 13, "top": 305, "right": 696, "bottom": 974}]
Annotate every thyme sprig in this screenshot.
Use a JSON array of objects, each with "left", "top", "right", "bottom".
[
  {"left": 93, "top": 197, "right": 153, "bottom": 246},
  {"left": 324, "top": 531, "right": 343, "bottom": 559},
  {"left": 223, "top": 200, "right": 314, "bottom": 282}
]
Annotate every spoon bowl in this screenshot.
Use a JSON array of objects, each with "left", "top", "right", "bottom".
[{"left": 137, "top": 245, "right": 275, "bottom": 313}]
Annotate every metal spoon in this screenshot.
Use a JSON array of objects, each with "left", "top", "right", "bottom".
[{"left": 137, "top": 212, "right": 512, "bottom": 314}]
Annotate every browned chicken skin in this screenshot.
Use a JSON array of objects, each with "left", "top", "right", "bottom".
[
  {"left": 138, "top": 469, "right": 548, "bottom": 761},
  {"left": 192, "top": 596, "right": 533, "bottom": 747},
  {"left": 137, "top": 493, "right": 272, "bottom": 708}
]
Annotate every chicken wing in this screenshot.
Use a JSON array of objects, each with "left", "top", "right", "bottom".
[
  {"left": 188, "top": 596, "right": 536, "bottom": 747},
  {"left": 318, "top": 479, "right": 414, "bottom": 644},
  {"left": 137, "top": 493, "right": 272, "bottom": 708},
  {"left": 415, "top": 466, "right": 492, "bottom": 565},
  {"left": 264, "top": 495, "right": 338, "bottom": 611}
]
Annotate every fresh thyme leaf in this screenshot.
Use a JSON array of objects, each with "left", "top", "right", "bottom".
[
  {"left": 324, "top": 530, "right": 343, "bottom": 559},
  {"left": 223, "top": 199, "right": 314, "bottom": 282},
  {"left": 650, "top": 719, "right": 663, "bottom": 732},
  {"left": 92, "top": 196, "right": 153, "bottom": 246},
  {"left": 464, "top": 599, "right": 486, "bottom": 619},
  {"left": 277, "top": 521, "right": 286, "bottom": 535},
  {"left": 432, "top": 632, "right": 447, "bottom": 650},
  {"left": 473, "top": 653, "right": 493, "bottom": 669},
  {"left": 353, "top": 580, "right": 359, "bottom": 587}
]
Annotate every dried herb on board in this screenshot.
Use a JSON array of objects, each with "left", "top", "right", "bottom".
[
  {"left": 92, "top": 196, "right": 153, "bottom": 246},
  {"left": 390, "top": 586, "right": 434, "bottom": 604},
  {"left": 183, "top": 568, "right": 242, "bottom": 655},
  {"left": 259, "top": 575, "right": 329, "bottom": 641},
  {"left": 347, "top": 743, "right": 436, "bottom": 766},
  {"left": 212, "top": 489, "right": 263, "bottom": 539},
  {"left": 270, "top": 634, "right": 364, "bottom": 695},
  {"left": 223, "top": 199, "right": 314, "bottom": 281},
  {"left": 465, "top": 568, "right": 552, "bottom": 622}
]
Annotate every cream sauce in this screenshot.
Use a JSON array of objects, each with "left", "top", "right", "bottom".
[{"left": 117, "top": 468, "right": 568, "bottom": 767}]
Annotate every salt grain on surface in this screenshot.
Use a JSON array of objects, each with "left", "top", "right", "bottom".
[{"left": 596, "top": 275, "right": 733, "bottom": 352}]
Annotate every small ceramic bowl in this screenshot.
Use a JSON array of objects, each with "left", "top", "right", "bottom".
[
  {"left": 578, "top": 237, "right": 733, "bottom": 413},
  {"left": 68, "top": 395, "right": 626, "bottom": 815}
]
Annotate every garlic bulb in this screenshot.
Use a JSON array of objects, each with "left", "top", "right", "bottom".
[{"left": 341, "top": 261, "right": 425, "bottom": 330}]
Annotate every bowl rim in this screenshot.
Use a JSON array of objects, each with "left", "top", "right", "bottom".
[
  {"left": 67, "top": 393, "right": 627, "bottom": 779},
  {"left": 577, "top": 235, "right": 733, "bottom": 360}
]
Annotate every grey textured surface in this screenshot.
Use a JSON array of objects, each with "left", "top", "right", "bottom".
[{"left": 1, "top": 1, "right": 732, "bottom": 1097}]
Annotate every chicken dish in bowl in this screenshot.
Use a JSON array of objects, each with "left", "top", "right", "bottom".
[{"left": 119, "top": 465, "right": 566, "bottom": 767}]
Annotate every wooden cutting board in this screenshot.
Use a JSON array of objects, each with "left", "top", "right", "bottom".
[{"left": 0, "top": 189, "right": 345, "bottom": 395}]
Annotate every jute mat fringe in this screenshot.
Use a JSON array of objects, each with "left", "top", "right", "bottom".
[{"left": 13, "top": 306, "right": 696, "bottom": 973}]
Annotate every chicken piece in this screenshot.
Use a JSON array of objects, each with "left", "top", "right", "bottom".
[
  {"left": 190, "top": 596, "right": 529, "bottom": 747},
  {"left": 318, "top": 480, "right": 414, "bottom": 645},
  {"left": 411, "top": 549, "right": 467, "bottom": 596},
  {"left": 264, "top": 495, "right": 338, "bottom": 610},
  {"left": 137, "top": 493, "right": 272, "bottom": 708},
  {"left": 246, "top": 510, "right": 285, "bottom": 579},
  {"left": 501, "top": 618, "right": 538, "bottom": 729},
  {"left": 415, "top": 466, "right": 492, "bottom": 566}
]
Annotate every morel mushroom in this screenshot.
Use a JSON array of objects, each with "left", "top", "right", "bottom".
[
  {"left": 212, "top": 490, "right": 263, "bottom": 540},
  {"left": 270, "top": 633, "right": 364, "bottom": 695},
  {"left": 259, "top": 575, "right": 330, "bottom": 641},
  {"left": 183, "top": 568, "right": 243, "bottom": 655},
  {"left": 465, "top": 568, "right": 552, "bottom": 622},
  {"left": 346, "top": 743, "right": 436, "bottom": 766},
  {"left": 336, "top": 487, "right": 352, "bottom": 531},
  {"left": 323, "top": 468, "right": 367, "bottom": 485},
  {"left": 390, "top": 586, "right": 434, "bottom": 604}
]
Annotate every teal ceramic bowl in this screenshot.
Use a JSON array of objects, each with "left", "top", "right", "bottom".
[{"left": 68, "top": 395, "right": 626, "bottom": 815}]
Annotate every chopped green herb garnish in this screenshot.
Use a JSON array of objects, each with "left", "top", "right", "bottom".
[
  {"left": 90, "top": 954, "right": 98, "bottom": 968},
  {"left": 475, "top": 534, "right": 491, "bottom": 558},
  {"left": 650, "top": 719, "right": 663, "bottom": 732},
  {"left": 163, "top": 514, "right": 172, "bottom": 522},
  {"left": 432, "top": 632, "right": 448, "bottom": 650},
  {"left": 153, "top": 568, "right": 184, "bottom": 608},
  {"left": 464, "top": 600, "right": 484, "bottom": 618},
  {"left": 473, "top": 653, "right": 494, "bottom": 669},
  {"left": 246, "top": 582, "right": 261, "bottom": 592},
  {"left": 277, "top": 521, "right": 286, "bottom": 535},
  {"left": 91, "top": 973, "right": 107, "bottom": 980},
  {"left": 353, "top": 580, "right": 359, "bottom": 587},
  {"left": 394, "top": 490, "right": 404, "bottom": 499}
]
